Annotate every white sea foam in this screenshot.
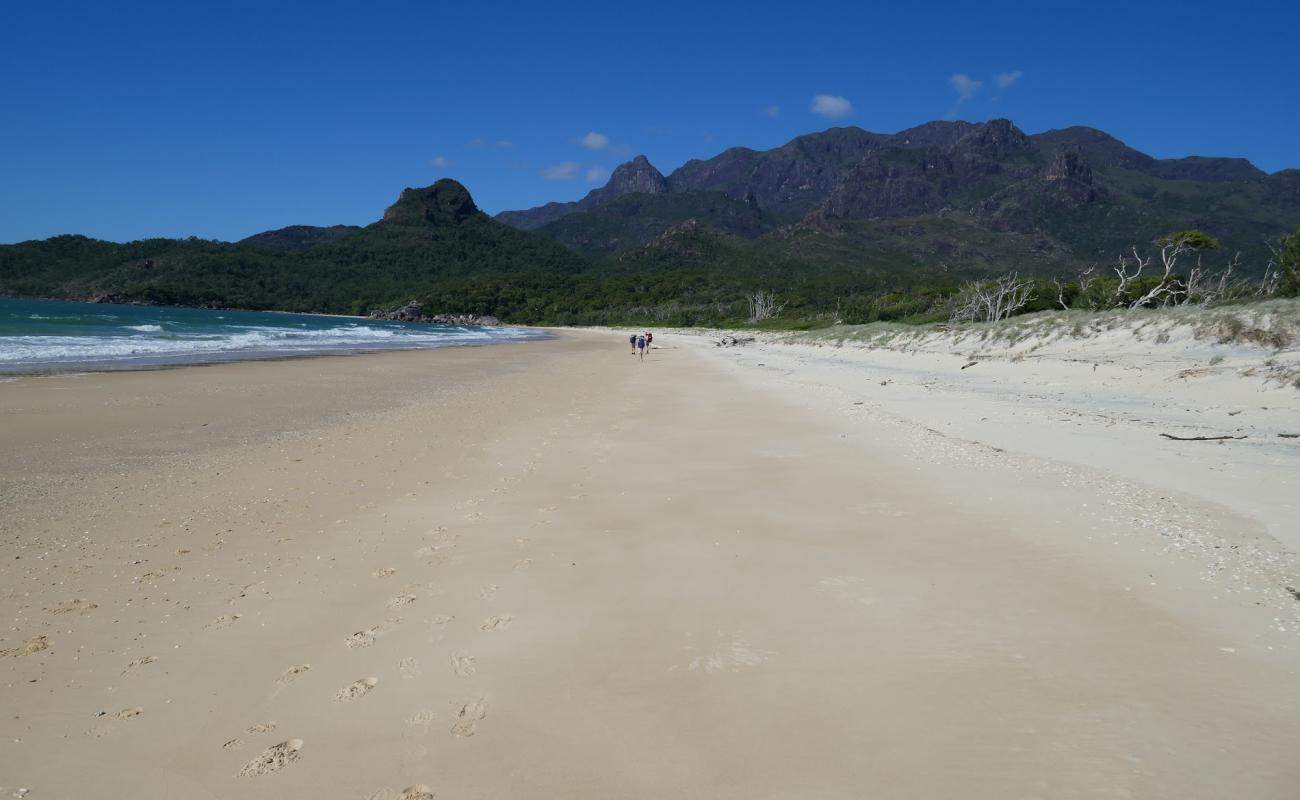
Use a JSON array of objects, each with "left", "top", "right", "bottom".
[{"left": 0, "top": 323, "right": 539, "bottom": 370}]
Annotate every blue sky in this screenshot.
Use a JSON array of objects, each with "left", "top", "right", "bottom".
[{"left": 2, "top": 0, "right": 1296, "bottom": 243}]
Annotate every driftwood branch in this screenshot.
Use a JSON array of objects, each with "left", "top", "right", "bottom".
[{"left": 1159, "top": 433, "right": 1247, "bottom": 441}]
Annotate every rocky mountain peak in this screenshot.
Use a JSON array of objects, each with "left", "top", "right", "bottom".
[
  {"left": 955, "top": 118, "right": 1032, "bottom": 157},
  {"left": 585, "top": 156, "right": 668, "bottom": 205},
  {"left": 383, "top": 179, "right": 480, "bottom": 225}
]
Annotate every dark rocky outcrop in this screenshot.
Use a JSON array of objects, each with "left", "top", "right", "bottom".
[
  {"left": 584, "top": 155, "right": 668, "bottom": 204},
  {"left": 369, "top": 300, "right": 500, "bottom": 326},
  {"left": 383, "top": 180, "right": 482, "bottom": 225},
  {"left": 669, "top": 127, "right": 888, "bottom": 219},
  {"left": 821, "top": 149, "right": 956, "bottom": 219},
  {"left": 1042, "top": 146, "right": 1097, "bottom": 204}
]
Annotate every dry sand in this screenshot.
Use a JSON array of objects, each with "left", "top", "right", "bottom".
[{"left": 1, "top": 329, "right": 1297, "bottom": 798}]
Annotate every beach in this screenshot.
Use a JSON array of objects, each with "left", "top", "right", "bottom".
[{"left": 2, "top": 328, "right": 1298, "bottom": 799}]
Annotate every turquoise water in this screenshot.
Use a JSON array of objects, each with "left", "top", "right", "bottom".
[{"left": 0, "top": 297, "right": 543, "bottom": 374}]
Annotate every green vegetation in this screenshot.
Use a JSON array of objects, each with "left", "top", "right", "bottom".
[
  {"left": 1276, "top": 224, "right": 1300, "bottom": 296},
  {"left": 1, "top": 177, "right": 1296, "bottom": 329}
]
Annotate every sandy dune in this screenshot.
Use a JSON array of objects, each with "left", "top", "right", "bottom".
[{"left": 1, "top": 330, "right": 1297, "bottom": 798}]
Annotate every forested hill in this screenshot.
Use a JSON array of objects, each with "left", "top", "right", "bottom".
[{"left": 0, "top": 181, "right": 589, "bottom": 320}]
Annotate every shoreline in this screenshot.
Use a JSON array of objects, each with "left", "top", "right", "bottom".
[
  {"left": 0, "top": 295, "right": 549, "bottom": 376},
  {"left": 2, "top": 329, "right": 1298, "bottom": 798},
  {"left": 0, "top": 334, "right": 551, "bottom": 377}
]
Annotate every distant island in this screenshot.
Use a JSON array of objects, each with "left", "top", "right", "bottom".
[{"left": 3, "top": 119, "right": 1297, "bottom": 326}]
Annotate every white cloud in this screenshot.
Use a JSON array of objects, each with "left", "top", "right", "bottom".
[
  {"left": 542, "top": 161, "right": 581, "bottom": 181},
  {"left": 949, "top": 73, "right": 983, "bottom": 100},
  {"left": 994, "top": 70, "right": 1023, "bottom": 89},
  {"left": 578, "top": 131, "right": 610, "bottom": 151},
  {"left": 765, "top": 105, "right": 781, "bottom": 118},
  {"left": 586, "top": 166, "right": 610, "bottom": 183},
  {"left": 430, "top": 155, "right": 451, "bottom": 168},
  {"left": 495, "top": 139, "right": 515, "bottom": 148},
  {"left": 810, "top": 94, "right": 853, "bottom": 119}
]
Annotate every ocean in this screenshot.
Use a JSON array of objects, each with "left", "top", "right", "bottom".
[{"left": 0, "top": 297, "right": 544, "bottom": 374}]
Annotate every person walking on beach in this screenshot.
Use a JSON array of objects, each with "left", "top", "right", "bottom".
[
  {"left": 629, "top": 332, "right": 638, "bottom": 354},
  {"left": 645, "top": 331, "right": 654, "bottom": 351},
  {"left": 636, "top": 333, "right": 647, "bottom": 361}
]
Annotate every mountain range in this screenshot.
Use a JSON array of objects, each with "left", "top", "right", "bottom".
[
  {"left": 495, "top": 119, "right": 1298, "bottom": 270},
  {"left": 2, "top": 118, "right": 1296, "bottom": 326}
]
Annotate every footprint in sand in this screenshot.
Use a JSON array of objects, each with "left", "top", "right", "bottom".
[
  {"left": 247, "top": 721, "right": 277, "bottom": 735},
  {"left": 276, "top": 664, "right": 311, "bottom": 685},
  {"left": 404, "top": 709, "right": 435, "bottom": 738},
  {"left": 222, "top": 738, "right": 244, "bottom": 751},
  {"left": 373, "top": 567, "right": 397, "bottom": 579},
  {"left": 2, "top": 636, "right": 50, "bottom": 658},
  {"left": 207, "top": 613, "right": 242, "bottom": 630},
  {"left": 480, "top": 614, "right": 512, "bottom": 632},
  {"left": 45, "top": 598, "right": 98, "bottom": 615},
  {"left": 388, "top": 593, "right": 417, "bottom": 609},
  {"left": 334, "top": 677, "right": 379, "bottom": 702},
  {"left": 86, "top": 707, "right": 142, "bottom": 738},
  {"left": 399, "top": 657, "right": 422, "bottom": 679},
  {"left": 123, "top": 655, "right": 158, "bottom": 673},
  {"left": 450, "top": 698, "right": 488, "bottom": 738},
  {"left": 450, "top": 651, "right": 476, "bottom": 677},
  {"left": 345, "top": 627, "right": 381, "bottom": 649},
  {"left": 238, "top": 739, "right": 304, "bottom": 777},
  {"left": 478, "top": 585, "right": 497, "bottom": 601},
  {"left": 512, "top": 558, "right": 532, "bottom": 572}
]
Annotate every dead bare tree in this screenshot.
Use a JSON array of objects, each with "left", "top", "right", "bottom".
[
  {"left": 950, "top": 272, "right": 1036, "bottom": 323},
  {"left": 747, "top": 290, "right": 784, "bottom": 323},
  {"left": 1119, "top": 230, "right": 1221, "bottom": 309},
  {"left": 1184, "top": 253, "right": 1240, "bottom": 307},
  {"left": 1077, "top": 265, "right": 1097, "bottom": 296},
  {"left": 1112, "top": 247, "right": 1150, "bottom": 307},
  {"left": 1257, "top": 261, "right": 1281, "bottom": 297},
  {"left": 1052, "top": 277, "right": 1069, "bottom": 310}
]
